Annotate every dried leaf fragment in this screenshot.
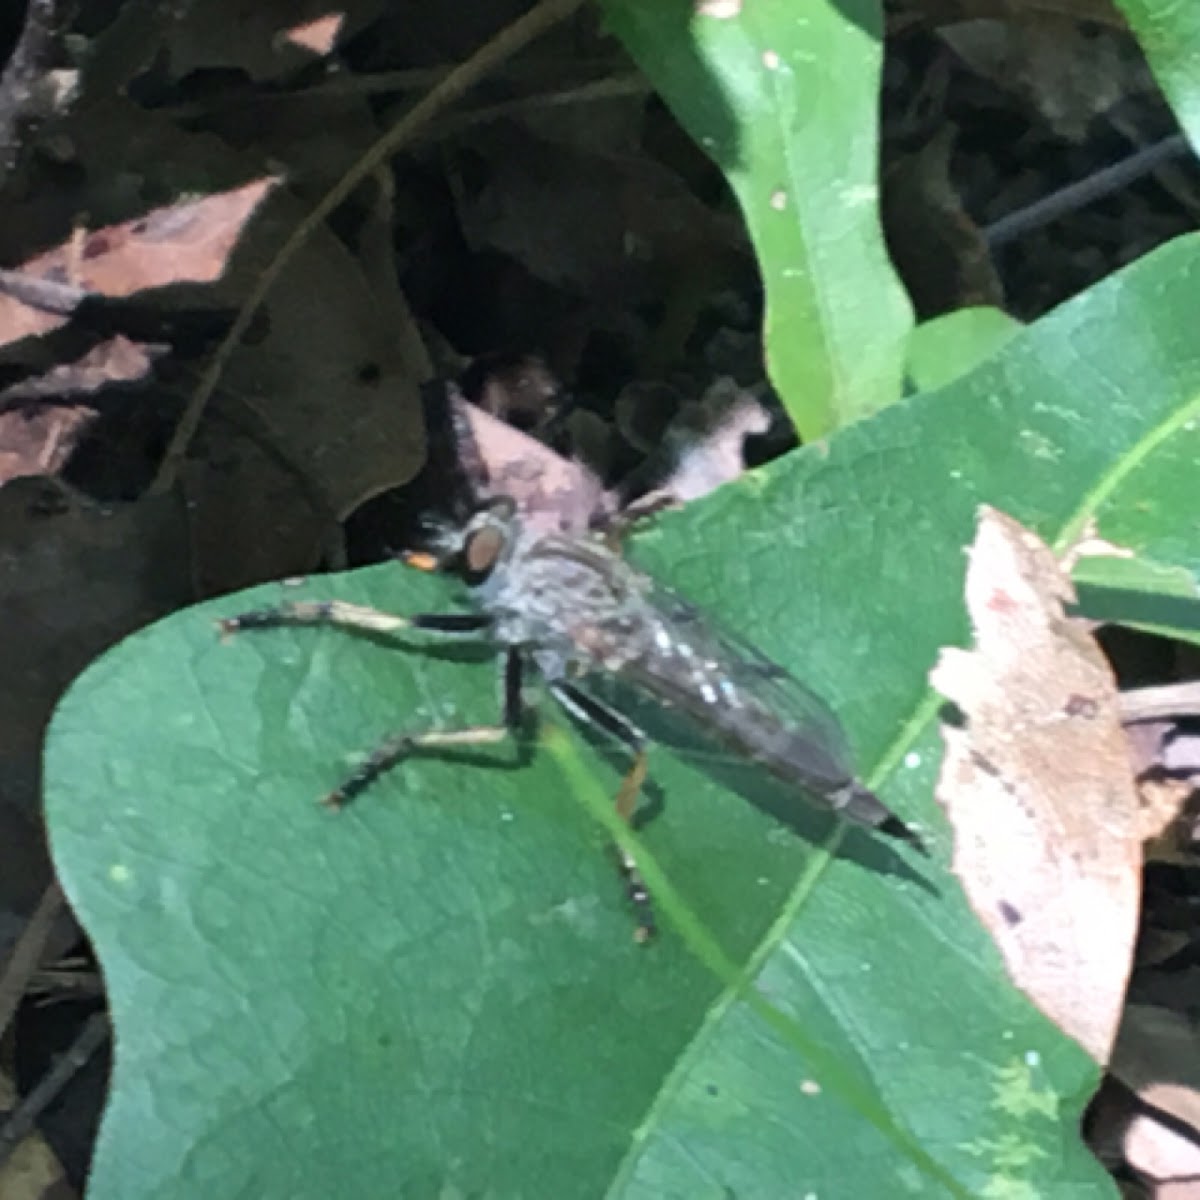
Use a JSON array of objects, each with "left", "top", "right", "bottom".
[
  {"left": 930, "top": 506, "right": 1141, "bottom": 1063},
  {"left": 282, "top": 14, "right": 345, "bottom": 55},
  {"left": 449, "top": 388, "right": 616, "bottom": 536},
  {"left": 626, "top": 377, "right": 770, "bottom": 508},
  {"left": 0, "top": 180, "right": 278, "bottom": 349}
]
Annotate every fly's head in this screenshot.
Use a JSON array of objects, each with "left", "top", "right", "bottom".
[{"left": 418, "top": 496, "right": 521, "bottom": 589}]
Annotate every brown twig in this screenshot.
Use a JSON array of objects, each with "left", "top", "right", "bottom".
[
  {"left": 0, "top": 881, "right": 64, "bottom": 1041},
  {"left": 1120, "top": 681, "right": 1200, "bottom": 725},
  {"left": 0, "top": 1012, "right": 109, "bottom": 1171},
  {"left": 423, "top": 74, "right": 650, "bottom": 139},
  {"left": 148, "top": 0, "right": 589, "bottom": 498},
  {"left": 985, "top": 134, "right": 1190, "bottom": 249}
]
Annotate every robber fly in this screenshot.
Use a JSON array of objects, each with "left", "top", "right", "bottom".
[{"left": 219, "top": 497, "right": 923, "bottom": 941}]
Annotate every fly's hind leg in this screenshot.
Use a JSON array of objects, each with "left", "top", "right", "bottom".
[
  {"left": 323, "top": 647, "right": 527, "bottom": 808},
  {"left": 550, "top": 683, "right": 656, "bottom": 943}
]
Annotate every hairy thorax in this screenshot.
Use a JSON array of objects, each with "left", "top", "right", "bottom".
[{"left": 472, "top": 530, "right": 660, "bottom": 682}]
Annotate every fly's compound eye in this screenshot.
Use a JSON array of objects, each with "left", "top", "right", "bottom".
[{"left": 462, "top": 525, "right": 507, "bottom": 584}]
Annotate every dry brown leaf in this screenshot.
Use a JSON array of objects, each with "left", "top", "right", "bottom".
[
  {"left": 1060, "top": 517, "right": 1136, "bottom": 573},
  {"left": 938, "top": 15, "right": 1146, "bottom": 141},
  {"left": 180, "top": 422, "right": 333, "bottom": 597},
  {"left": 162, "top": 0, "right": 379, "bottom": 81},
  {"left": 198, "top": 87, "right": 381, "bottom": 201},
  {"left": 452, "top": 127, "right": 742, "bottom": 305},
  {"left": 883, "top": 124, "right": 1004, "bottom": 316},
  {"left": 1112, "top": 1005, "right": 1200, "bottom": 1190},
  {"left": 214, "top": 196, "right": 428, "bottom": 519},
  {"left": 930, "top": 505, "right": 1142, "bottom": 1063},
  {"left": 283, "top": 14, "right": 346, "bottom": 55},
  {"left": 0, "top": 181, "right": 278, "bottom": 350},
  {"left": 449, "top": 389, "right": 616, "bottom": 536},
  {"left": 1137, "top": 778, "right": 1198, "bottom": 864},
  {"left": 0, "top": 478, "right": 192, "bottom": 816},
  {"left": 0, "top": 336, "right": 166, "bottom": 487},
  {"left": 2, "top": 96, "right": 428, "bottom": 522},
  {"left": 0, "top": 407, "right": 94, "bottom": 486},
  {"left": 5, "top": 336, "right": 163, "bottom": 402}
]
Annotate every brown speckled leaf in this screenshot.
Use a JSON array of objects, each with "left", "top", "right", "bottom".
[{"left": 930, "top": 505, "right": 1142, "bottom": 1064}]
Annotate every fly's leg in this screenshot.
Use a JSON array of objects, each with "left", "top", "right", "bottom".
[
  {"left": 598, "top": 494, "right": 676, "bottom": 554},
  {"left": 550, "top": 682, "right": 656, "bottom": 944},
  {"left": 219, "top": 599, "right": 513, "bottom": 803},
  {"left": 326, "top": 648, "right": 527, "bottom": 807},
  {"left": 325, "top": 726, "right": 507, "bottom": 808},
  {"left": 218, "top": 600, "right": 491, "bottom": 639}
]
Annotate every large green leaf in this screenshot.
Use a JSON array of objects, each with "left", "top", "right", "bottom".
[
  {"left": 906, "top": 307, "right": 1022, "bottom": 393},
  {"left": 1116, "top": 0, "right": 1200, "bottom": 153},
  {"left": 46, "top": 234, "right": 1200, "bottom": 1197},
  {"left": 1074, "top": 553, "right": 1200, "bottom": 643},
  {"left": 603, "top": 0, "right": 913, "bottom": 437}
]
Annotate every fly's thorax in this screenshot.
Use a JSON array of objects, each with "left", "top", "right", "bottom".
[{"left": 470, "top": 528, "right": 656, "bottom": 675}]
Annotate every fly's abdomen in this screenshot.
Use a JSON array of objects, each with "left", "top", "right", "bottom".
[
  {"left": 706, "top": 704, "right": 904, "bottom": 833},
  {"left": 706, "top": 702, "right": 853, "bottom": 795}
]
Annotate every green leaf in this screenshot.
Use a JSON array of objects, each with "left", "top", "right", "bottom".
[
  {"left": 1074, "top": 553, "right": 1200, "bottom": 643},
  {"left": 1116, "top": 0, "right": 1200, "bottom": 153},
  {"left": 46, "top": 234, "right": 1200, "bottom": 1197},
  {"left": 603, "top": 0, "right": 913, "bottom": 437},
  {"left": 906, "top": 307, "right": 1023, "bottom": 393}
]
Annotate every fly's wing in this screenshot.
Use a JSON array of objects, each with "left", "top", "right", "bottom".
[
  {"left": 534, "top": 542, "right": 922, "bottom": 846},
  {"left": 591, "top": 578, "right": 858, "bottom": 786},
  {"left": 597, "top": 585, "right": 920, "bottom": 840}
]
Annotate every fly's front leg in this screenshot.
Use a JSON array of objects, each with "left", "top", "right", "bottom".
[
  {"left": 598, "top": 494, "right": 676, "bottom": 555},
  {"left": 219, "top": 596, "right": 514, "bottom": 803},
  {"left": 218, "top": 599, "right": 491, "bottom": 639},
  {"left": 550, "top": 683, "right": 655, "bottom": 944},
  {"left": 325, "top": 647, "right": 528, "bottom": 808}
]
